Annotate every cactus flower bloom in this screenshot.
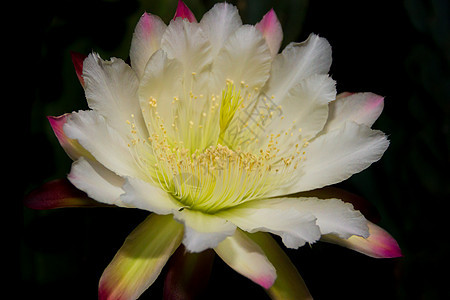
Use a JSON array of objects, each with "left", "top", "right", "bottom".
[{"left": 26, "top": 1, "right": 401, "bottom": 299}]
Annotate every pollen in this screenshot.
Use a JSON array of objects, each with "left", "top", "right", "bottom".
[
  {"left": 148, "top": 97, "right": 157, "bottom": 107},
  {"left": 126, "top": 78, "right": 306, "bottom": 213}
]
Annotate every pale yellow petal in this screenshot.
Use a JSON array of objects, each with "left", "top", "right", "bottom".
[{"left": 99, "top": 214, "right": 183, "bottom": 300}]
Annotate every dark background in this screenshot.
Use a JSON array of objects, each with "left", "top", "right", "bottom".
[{"left": 20, "top": 0, "right": 449, "bottom": 299}]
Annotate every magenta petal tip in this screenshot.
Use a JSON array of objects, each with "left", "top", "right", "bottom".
[
  {"left": 369, "top": 223, "right": 402, "bottom": 258},
  {"left": 47, "top": 114, "right": 68, "bottom": 137},
  {"left": 255, "top": 7, "right": 283, "bottom": 56},
  {"left": 24, "top": 179, "right": 110, "bottom": 210},
  {"left": 70, "top": 51, "right": 87, "bottom": 87},
  {"left": 173, "top": 0, "right": 197, "bottom": 22},
  {"left": 257, "top": 275, "right": 276, "bottom": 290},
  {"left": 265, "top": 8, "right": 277, "bottom": 22},
  {"left": 365, "top": 94, "right": 384, "bottom": 111},
  {"left": 138, "top": 12, "right": 156, "bottom": 31},
  {"left": 322, "top": 221, "right": 402, "bottom": 259}
]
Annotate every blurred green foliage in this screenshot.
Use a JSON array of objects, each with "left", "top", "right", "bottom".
[{"left": 22, "top": 0, "right": 449, "bottom": 299}]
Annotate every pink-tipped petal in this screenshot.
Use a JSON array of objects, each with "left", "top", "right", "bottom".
[
  {"left": 258, "top": 276, "right": 277, "bottom": 290},
  {"left": 24, "top": 179, "right": 111, "bottom": 209},
  {"left": 323, "top": 92, "right": 385, "bottom": 133},
  {"left": 364, "top": 94, "right": 385, "bottom": 116},
  {"left": 255, "top": 8, "right": 283, "bottom": 57},
  {"left": 247, "top": 232, "right": 312, "bottom": 299},
  {"left": 163, "top": 245, "right": 215, "bottom": 300},
  {"left": 99, "top": 214, "right": 183, "bottom": 300},
  {"left": 130, "top": 12, "right": 166, "bottom": 79},
  {"left": 70, "top": 51, "right": 87, "bottom": 87},
  {"left": 214, "top": 230, "right": 277, "bottom": 289},
  {"left": 47, "top": 114, "right": 94, "bottom": 161},
  {"left": 294, "top": 187, "right": 401, "bottom": 258},
  {"left": 322, "top": 221, "right": 402, "bottom": 258},
  {"left": 173, "top": 0, "right": 197, "bottom": 22}
]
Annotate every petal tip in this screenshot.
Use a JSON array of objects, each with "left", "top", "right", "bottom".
[
  {"left": 24, "top": 179, "right": 105, "bottom": 210},
  {"left": 257, "top": 275, "right": 276, "bottom": 289},
  {"left": 98, "top": 280, "right": 123, "bottom": 300},
  {"left": 173, "top": 0, "right": 197, "bottom": 22},
  {"left": 365, "top": 93, "right": 385, "bottom": 109},
  {"left": 349, "top": 222, "right": 403, "bottom": 259},
  {"left": 98, "top": 283, "right": 108, "bottom": 300},
  {"left": 381, "top": 246, "right": 403, "bottom": 258},
  {"left": 370, "top": 228, "right": 402, "bottom": 258},
  {"left": 139, "top": 11, "right": 150, "bottom": 25},
  {"left": 70, "top": 51, "right": 87, "bottom": 87},
  {"left": 257, "top": 8, "right": 278, "bottom": 31},
  {"left": 265, "top": 8, "right": 277, "bottom": 20},
  {"left": 47, "top": 115, "right": 59, "bottom": 130},
  {"left": 373, "top": 244, "right": 402, "bottom": 259},
  {"left": 47, "top": 114, "right": 68, "bottom": 130},
  {"left": 255, "top": 7, "right": 283, "bottom": 56},
  {"left": 138, "top": 12, "right": 157, "bottom": 31}
]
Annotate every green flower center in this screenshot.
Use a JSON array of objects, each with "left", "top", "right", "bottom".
[{"left": 127, "top": 80, "right": 307, "bottom": 213}]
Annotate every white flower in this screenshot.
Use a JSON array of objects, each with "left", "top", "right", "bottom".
[{"left": 40, "top": 2, "right": 395, "bottom": 299}]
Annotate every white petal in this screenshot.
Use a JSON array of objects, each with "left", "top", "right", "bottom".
[
  {"left": 161, "top": 18, "right": 212, "bottom": 90},
  {"left": 216, "top": 199, "right": 321, "bottom": 249},
  {"left": 283, "top": 74, "right": 335, "bottom": 138},
  {"left": 173, "top": 209, "right": 236, "bottom": 253},
  {"left": 68, "top": 157, "right": 127, "bottom": 207},
  {"left": 214, "top": 229, "right": 277, "bottom": 289},
  {"left": 82, "top": 53, "right": 147, "bottom": 138},
  {"left": 200, "top": 2, "right": 242, "bottom": 58},
  {"left": 275, "top": 121, "right": 389, "bottom": 195},
  {"left": 322, "top": 92, "right": 385, "bottom": 133},
  {"left": 211, "top": 25, "right": 272, "bottom": 90},
  {"left": 64, "top": 110, "right": 143, "bottom": 179},
  {"left": 264, "top": 34, "right": 332, "bottom": 102},
  {"left": 120, "top": 176, "right": 181, "bottom": 214},
  {"left": 138, "top": 49, "right": 183, "bottom": 137},
  {"left": 258, "top": 74, "right": 335, "bottom": 153},
  {"left": 130, "top": 12, "right": 167, "bottom": 79},
  {"left": 233, "top": 197, "right": 368, "bottom": 241},
  {"left": 286, "top": 197, "right": 369, "bottom": 239}
]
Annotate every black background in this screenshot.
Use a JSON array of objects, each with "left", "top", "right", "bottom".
[{"left": 20, "top": 0, "right": 449, "bottom": 299}]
